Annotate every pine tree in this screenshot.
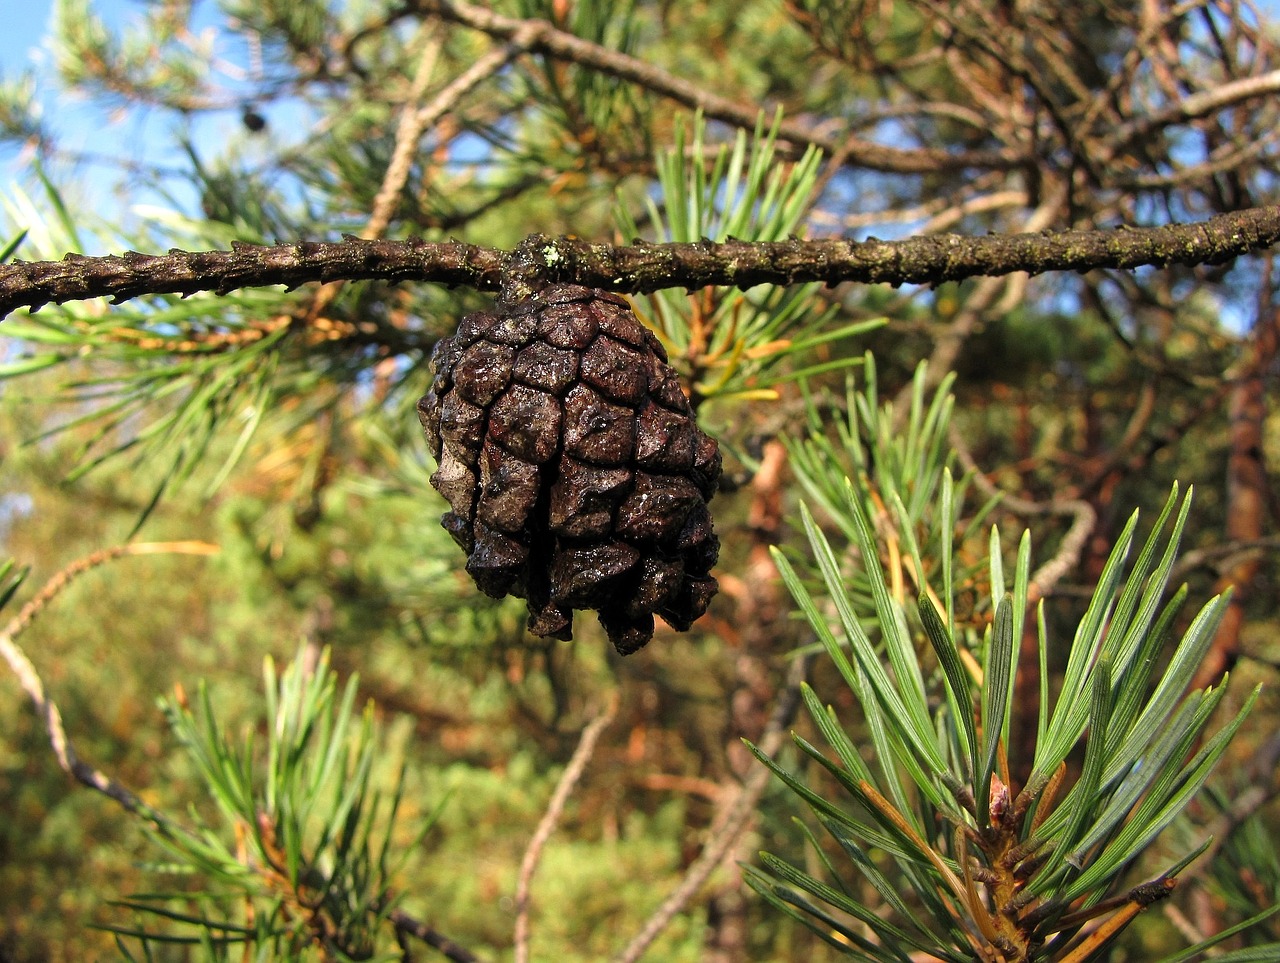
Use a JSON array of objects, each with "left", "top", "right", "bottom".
[{"left": 0, "top": 1, "right": 1278, "bottom": 960}]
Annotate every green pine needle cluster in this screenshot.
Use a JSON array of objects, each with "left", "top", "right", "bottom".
[
  {"left": 615, "top": 113, "right": 882, "bottom": 411},
  {"left": 749, "top": 368, "right": 1276, "bottom": 962},
  {"left": 108, "top": 647, "right": 438, "bottom": 961}
]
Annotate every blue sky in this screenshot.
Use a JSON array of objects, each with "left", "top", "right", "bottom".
[
  {"left": 0, "top": 0, "right": 277, "bottom": 242},
  {"left": 2, "top": 2, "right": 178, "bottom": 235},
  {"left": 0, "top": 1, "right": 139, "bottom": 156},
  {"left": 1, "top": 3, "right": 58, "bottom": 71}
]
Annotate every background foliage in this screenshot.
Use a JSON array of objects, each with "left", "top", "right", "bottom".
[{"left": 1, "top": 0, "right": 1278, "bottom": 960}]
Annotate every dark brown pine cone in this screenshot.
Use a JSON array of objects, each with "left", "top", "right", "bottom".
[{"left": 418, "top": 285, "right": 721, "bottom": 654}]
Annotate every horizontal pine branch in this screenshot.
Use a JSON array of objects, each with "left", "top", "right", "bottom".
[{"left": 0, "top": 205, "right": 1277, "bottom": 319}]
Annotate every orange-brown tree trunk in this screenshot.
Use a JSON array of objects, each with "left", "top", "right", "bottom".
[{"left": 1194, "top": 298, "right": 1279, "bottom": 690}]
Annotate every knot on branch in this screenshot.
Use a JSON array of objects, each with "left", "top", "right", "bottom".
[{"left": 501, "top": 234, "right": 587, "bottom": 304}]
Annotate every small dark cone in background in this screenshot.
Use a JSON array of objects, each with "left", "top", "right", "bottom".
[{"left": 419, "top": 285, "right": 721, "bottom": 654}]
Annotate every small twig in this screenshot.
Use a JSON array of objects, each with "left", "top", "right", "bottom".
[
  {"left": 949, "top": 427, "right": 1096, "bottom": 602},
  {"left": 1170, "top": 534, "right": 1280, "bottom": 581},
  {"left": 898, "top": 189, "right": 1065, "bottom": 407},
  {"left": 368, "top": 24, "right": 538, "bottom": 241},
  {"left": 0, "top": 621, "right": 149, "bottom": 815},
  {"left": 1023, "top": 498, "right": 1096, "bottom": 604},
  {"left": 308, "top": 26, "right": 534, "bottom": 322},
  {"left": 1164, "top": 902, "right": 1208, "bottom": 947},
  {"left": 1198, "top": 730, "right": 1280, "bottom": 867},
  {"left": 513, "top": 694, "right": 618, "bottom": 963},
  {"left": 1115, "top": 68, "right": 1280, "bottom": 151},
  {"left": 390, "top": 908, "right": 480, "bottom": 963},
  {"left": 297, "top": 28, "right": 447, "bottom": 324},
  {"left": 413, "top": 0, "right": 1013, "bottom": 175},
  {"left": 364, "top": 31, "right": 446, "bottom": 242},
  {"left": 0, "top": 541, "right": 218, "bottom": 819},
  {"left": 612, "top": 653, "right": 811, "bottom": 963},
  {"left": 3, "top": 541, "right": 218, "bottom": 640}
]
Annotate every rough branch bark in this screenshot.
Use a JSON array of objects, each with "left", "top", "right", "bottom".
[{"left": 1, "top": 205, "right": 1278, "bottom": 319}]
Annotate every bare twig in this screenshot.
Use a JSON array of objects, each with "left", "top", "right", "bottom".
[
  {"left": 1024, "top": 499, "right": 1097, "bottom": 604},
  {"left": 1163, "top": 902, "right": 1207, "bottom": 947},
  {"left": 390, "top": 908, "right": 480, "bottom": 963},
  {"left": 3, "top": 206, "right": 1279, "bottom": 319},
  {"left": 0, "top": 541, "right": 218, "bottom": 817},
  {"left": 1169, "top": 534, "right": 1280, "bottom": 581},
  {"left": 307, "top": 26, "right": 533, "bottom": 321},
  {"left": 364, "top": 31, "right": 446, "bottom": 242},
  {"left": 412, "top": 0, "right": 1015, "bottom": 174},
  {"left": 513, "top": 695, "right": 618, "bottom": 963},
  {"left": 897, "top": 188, "right": 1066, "bottom": 407},
  {"left": 366, "top": 26, "right": 538, "bottom": 240},
  {"left": 612, "top": 653, "right": 811, "bottom": 963},
  {"left": 1115, "top": 68, "right": 1280, "bottom": 149},
  {"left": 3, "top": 541, "right": 218, "bottom": 640},
  {"left": 2, "top": 541, "right": 481, "bottom": 960},
  {"left": 1197, "top": 728, "right": 1280, "bottom": 866},
  {"left": 950, "top": 427, "right": 1097, "bottom": 602}
]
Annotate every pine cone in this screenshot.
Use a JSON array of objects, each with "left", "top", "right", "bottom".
[{"left": 419, "top": 285, "right": 720, "bottom": 654}]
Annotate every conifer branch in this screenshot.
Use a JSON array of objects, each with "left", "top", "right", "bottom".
[
  {"left": 1, "top": 205, "right": 1277, "bottom": 319},
  {"left": 409, "top": 0, "right": 1016, "bottom": 174}
]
